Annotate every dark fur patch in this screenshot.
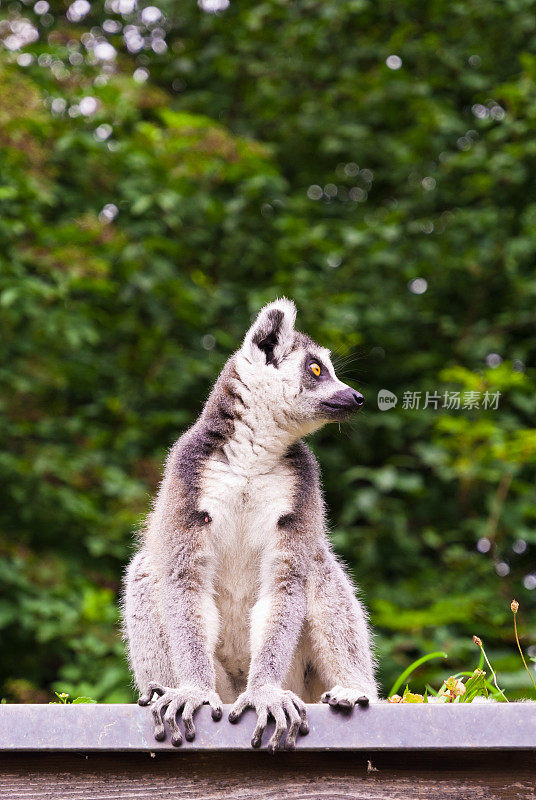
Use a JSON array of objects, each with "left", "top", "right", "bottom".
[
  {"left": 172, "top": 357, "right": 242, "bottom": 528},
  {"left": 282, "top": 440, "right": 322, "bottom": 534},
  {"left": 251, "top": 309, "right": 284, "bottom": 365},
  {"left": 277, "top": 513, "right": 296, "bottom": 529}
]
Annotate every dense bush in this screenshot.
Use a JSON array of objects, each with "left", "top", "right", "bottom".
[{"left": 0, "top": 0, "right": 535, "bottom": 702}]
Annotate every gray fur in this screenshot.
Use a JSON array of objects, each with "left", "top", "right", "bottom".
[{"left": 123, "top": 298, "right": 377, "bottom": 751}]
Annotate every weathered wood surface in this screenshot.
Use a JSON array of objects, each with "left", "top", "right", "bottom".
[
  {"left": 0, "top": 751, "right": 535, "bottom": 800},
  {"left": 1, "top": 703, "right": 535, "bottom": 751}
]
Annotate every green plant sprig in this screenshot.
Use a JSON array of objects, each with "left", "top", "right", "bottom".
[
  {"left": 388, "top": 651, "right": 448, "bottom": 698},
  {"left": 50, "top": 691, "right": 96, "bottom": 705},
  {"left": 511, "top": 600, "right": 536, "bottom": 696}
]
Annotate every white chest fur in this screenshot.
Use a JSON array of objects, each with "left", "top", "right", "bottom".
[{"left": 198, "top": 453, "right": 295, "bottom": 684}]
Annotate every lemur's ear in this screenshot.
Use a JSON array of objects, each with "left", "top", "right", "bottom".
[{"left": 242, "top": 298, "right": 297, "bottom": 365}]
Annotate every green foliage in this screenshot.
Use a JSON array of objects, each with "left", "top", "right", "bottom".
[
  {"left": 388, "top": 651, "right": 447, "bottom": 697},
  {"left": 0, "top": 0, "right": 535, "bottom": 702},
  {"left": 391, "top": 661, "right": 504, "bottom": 703},
  {"left": 460, "top": 670, "right": 490, "bottom": 703},
  {"left": 51, "top": 691, "right": 96, "bottom": 704}
]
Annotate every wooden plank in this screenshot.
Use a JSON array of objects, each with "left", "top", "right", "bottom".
[
  {"left": 0, "top": 751, "right": 535, "bottom": 800},
  {"left": 1, "top": 703, "right": 536, "bottom": 751}
]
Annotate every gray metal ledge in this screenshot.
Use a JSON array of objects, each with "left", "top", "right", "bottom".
[{"left": 0, "top": 703, "right": 535, "bottom": 751}]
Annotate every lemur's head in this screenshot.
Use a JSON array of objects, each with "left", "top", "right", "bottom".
[{"left": 236, "top": 298, "right": 364, "bottom": 436}]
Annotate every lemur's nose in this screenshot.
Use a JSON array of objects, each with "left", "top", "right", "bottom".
[{"left": 324, "top": 387, "right": 365, "bottom": 413}]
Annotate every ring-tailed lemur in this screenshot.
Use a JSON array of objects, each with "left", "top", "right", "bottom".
[{"left": 123, "top": 299, "right": 377, "bottom": 751}]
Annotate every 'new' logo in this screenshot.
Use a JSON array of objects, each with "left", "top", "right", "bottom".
[{"left": 377, "top": 390, "right": 398, "bottom": 411}]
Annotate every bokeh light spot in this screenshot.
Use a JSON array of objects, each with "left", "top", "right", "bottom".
[
  {"left": 133, "top": 67, "right": 149, "bottom": 82},
  {"left": 408, "top": 278, "right": 428, "bottom": 295},
  {"left": 307, "top": 185, "right": 322, "bottom": 200},
  {"left": 94, "top": 41, "right": 116, "bottom": 60},
  {"left": 513, "top": 539, "right": 527, "bottom": 555},
  {"left": 202, "top": 334, "right": 216, "bottom": 350},
  {"left": 99, "top": 203, "right": 118, "bottom": 222},
  {"left": 67, "top": 0, "right": 90, "bottom": 22},
  {"left": 198, "top": 0, "right": 230, "bottom": 11},
  {"left": 495, "top": 561, "right": 509, "bottom": 577},
  {"left": 386, "top": 55, "right": 402, "bottom": 70},
  {"left": 79, "top": 95, "right": 99, "bottom": 115},
  {"left": 141, "top": 5, "right": 161, "bottom": 24},
  {"left": 485, "top": 353, "right": 502, "bottom": 368}
]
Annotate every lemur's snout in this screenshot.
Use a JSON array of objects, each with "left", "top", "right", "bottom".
[
  {"left": 336, "top": 388, "right": 364, "bottom": 409},
  {"left": 320, "top": 387, "right": 365, "bottom": 417}
]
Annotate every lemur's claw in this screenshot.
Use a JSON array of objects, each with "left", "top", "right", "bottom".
[
  {"left": 138, "top": 680, "right": 165, "bottom": 706},
  {"left": 285, "top": 739, "right": 296, "bottom": 751},
  {"left": 230, "top": 686, "right": 308, "bottom": 751},
  {"left": 140, "top": 682, "right": 223, "bottom": 744},
  {"left": 322, "top": 685, "right": 373, "bottom": 710}
]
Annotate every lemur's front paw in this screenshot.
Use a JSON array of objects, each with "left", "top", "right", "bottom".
[
  {"left": 321, "top": 685, "right": 372, "bottom": 710},
  {"left": 138, "top": 681, "right": 223, "bottom": 746},
  {"left": 228, "top": 685, "right": 308, "bottom": 752}
]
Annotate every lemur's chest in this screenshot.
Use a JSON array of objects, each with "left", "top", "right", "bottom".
[
  {"left": 198, "top": 455, "right": 295, "bottom": 554},
  {"left": 198, "top": 455, "right": 295, "bottom": 680}
]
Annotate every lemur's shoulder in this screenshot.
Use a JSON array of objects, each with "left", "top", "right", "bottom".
[
  {"left": 284, "top": 439, "right": 321, "bottom": 485},
  {"left": 166, "top": 355, "right": 243, "bottom": 473},
  {"left": 276, "top": 439, "right": 325, "bottom": 540}
]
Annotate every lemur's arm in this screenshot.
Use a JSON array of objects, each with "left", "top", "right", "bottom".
[
  {"left": 228, "top": 442, "right": 318, "bottom": 751},
  {"left": 248, "top": 552, "right": 307, "bottom": 691},
  {"left": 228, "top": 541, "right": 309, "bottom": 751},
  {"left": 138, "top": 444, "right": 223, "bottom": 745},
  {"left": 308, "top": 546, "right": 378, "bottom": 706}
]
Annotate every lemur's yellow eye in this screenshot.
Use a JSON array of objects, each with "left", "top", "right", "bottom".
[{"left": 309, "top": 362, "right": 321, "bottom": 377}]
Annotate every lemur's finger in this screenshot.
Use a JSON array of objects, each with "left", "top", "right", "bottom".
[
  {"left": 164, "top": 698, "right": 183, "bottom": 747},
  {"left": 282, "top": 700, "right": 301, "bottom": 750},
  {"left": 138, "top": 681, "right": 165, "bottom": 706},
  {"left": 182, "top": 700, "right": 197, "bottom": 741},
  {"left": 288, "top": 691, "right": 306, "bottom": 714},
  {"left": 297, "top": 706, "right": 309, "bottom": 735},
  {"left": 251, "top": 708, "right": 268, "bottom": 748},
  {"left": 321, "top": 692, "right": 330, "bottom": 703},
  {"left": 267, "top": 706, "right": 287, "bottom": 753},
  {"left": 208, "top": 693, "right": 223, "bottom": 721},
  {"left": 151, "top": 695, "right": 170, "bottom": 741},
  {"left": 288, "top": 692, "right": 309, "bottom": 735},
  {"left": 357, "top": 695, "right": 370, "bottom": 707},
  {"left": 228, "top": 693, "right": 249, "bottom": 723}
]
